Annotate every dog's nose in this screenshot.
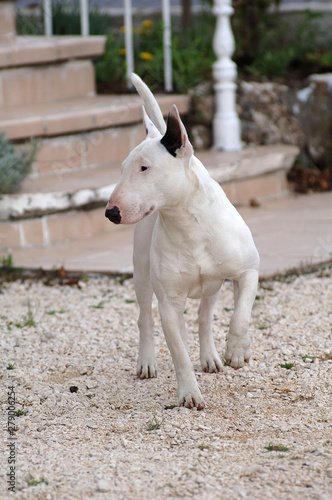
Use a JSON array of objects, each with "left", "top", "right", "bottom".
[{"left": 105, "top": 206, "right": 121, "bottom": 224}]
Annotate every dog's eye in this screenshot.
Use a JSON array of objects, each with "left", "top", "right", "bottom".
[{"left": 140, "top": 166, "right": 148, "bottom": 172}]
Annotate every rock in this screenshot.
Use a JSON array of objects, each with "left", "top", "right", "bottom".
[
  {"left": 291, "top": 73, "right": 332, "bottom": 164},
  {"left": 237, "top": 80, "right": 305, "bottom": 147},
  {"left": 97, "top": 479, "right": 111, "bottom": 492},
  {"left": 190, "top": 124, "right": 212, "bottom": 150},
  {"left": 187, "top": 81, "right": 214, "bottom": 149},
  {"left": 188, "top": 81, "right": 215, "bottom": 125}
]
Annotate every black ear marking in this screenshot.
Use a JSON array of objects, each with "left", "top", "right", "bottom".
[{"left": 160, "top": 112, "right": 182, "bottom": 157}]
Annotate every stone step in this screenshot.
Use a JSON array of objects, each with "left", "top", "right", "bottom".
[
  {"left": 0, "top": 59, "right": 96, "bottom": 107},
  {"left": 0, "top": 145, "right": 299, "bottom": 251},
  {"left": 0, "top": 2, "right": 15, "bottom": 37},
  {"left": 31, "top": 122, "right": 145, "bottom": 177},
  {"left": 0, "top": 93, "right": 189, "bottom": 141},
  {"left": 0, "top": 35, "right": 105, "bottom": 69}
]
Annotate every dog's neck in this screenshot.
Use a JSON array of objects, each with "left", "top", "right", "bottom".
[{"left": 158, "top": 155, "right": 224, "bottom": 235}]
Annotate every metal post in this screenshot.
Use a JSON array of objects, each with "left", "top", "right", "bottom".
[
  {"left": 43, "top": 0, "right": 52, "bottom": 36},
  {"left": 80, "top": 0, "right": 89, "bottom": 36},
  {"left": 212, "top": 0, "right": 241, "bottom": 151},
  {"left": 124, "top": 0, "right": 134, "bottom": 88},
  {"left": 162, "top": 0, "right": 173, "bottom": 92}
]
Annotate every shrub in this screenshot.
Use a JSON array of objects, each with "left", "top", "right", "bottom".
[
  {"left": 0, "top": 134, "right": 37, "bottom": 194},
  {"left": 95, "top": 14, "right": 215, "bottom": 94}
]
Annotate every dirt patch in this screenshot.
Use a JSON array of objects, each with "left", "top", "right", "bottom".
[{"left": 1, "top": 267, "right": 331, "bottom": 499}]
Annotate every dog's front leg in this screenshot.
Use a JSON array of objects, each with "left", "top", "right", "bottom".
[
  {"left": 198, "top": 292, "right": 223, "bottom": 373},
  {"left": 225, "top": 269, "right": 259, "bottom": 368},
  {"left": 133, "top": 217, "right": 158, "bottom": 378},
  {"left": 158, "top": 297, "right": 205, "bottom": 409}
]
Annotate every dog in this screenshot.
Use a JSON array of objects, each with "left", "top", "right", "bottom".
[{"left": 105, "top": 74, "right": 260, "bottom": 409}]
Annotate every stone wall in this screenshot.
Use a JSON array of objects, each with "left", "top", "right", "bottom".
[{"left": 187, "top": 74, "right": 332, "bottom": 167}]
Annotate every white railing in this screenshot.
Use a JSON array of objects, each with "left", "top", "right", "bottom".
[
  {"left": 42, "top": 0, "right": 173, "bottom": 92},
  {"left": 43, "top": 0, "right": 89, "bottom": 36},
  {"left": 42, "top": 0, "right": 241, "bottom": 150},
  {"left": 213, "top": 0, "right": 241, "bottom": 150}
]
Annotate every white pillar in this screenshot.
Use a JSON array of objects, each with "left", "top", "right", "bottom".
[
  {"left": 80, "top": 0, "right": 89, "bottom": 36},
  {"left": 162, "top": 0, "right": 173, "bottom": 92},
  {"left": 212, "top": 0, "right": 241, "bottom": 151},
  {"left": 43, "top": 0, "right": 52, "bottom": 36},
  {"left": 124, "top": 0, "right": 134, "bottom": 88}
]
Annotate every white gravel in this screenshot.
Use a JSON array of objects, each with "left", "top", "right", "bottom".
[{"left": 1, "top": 266, "right": 332, "bottom": 499}]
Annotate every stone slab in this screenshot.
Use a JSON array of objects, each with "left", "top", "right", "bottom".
[
  {"left": 0, "top": 93, "right": 189, "bottom": 140},
  {"left": 0, "top": 35, "right": 106, "bottom": 69},
  {"left": 4, "top": 191, "right": 332, "bottom": 278}
]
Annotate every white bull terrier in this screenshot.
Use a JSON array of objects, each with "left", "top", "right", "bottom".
[{"left": 105, "top": 74, "right": 260, "bottom": 409}]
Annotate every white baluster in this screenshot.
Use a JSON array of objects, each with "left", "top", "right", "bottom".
[
  {"left": 80, "top": 0, "right": 89, "bottom": 36},
  {"left": 212, "top": 0, "right": 242, "bottom": 151},
  {"left": 124, "top": 0, "right": 134, "bottom": 88},
  {"left": 162, "top": 0, "right": 173, "bottom": 92},
  {"left": 43, "top": 0, "right": 52, "bottom": 36}
]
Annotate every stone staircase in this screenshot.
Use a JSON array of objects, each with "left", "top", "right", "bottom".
[
  {"left": 0, "top": 2, "right": 299, "bottom": 264},
  {"left": 0, "top": 3, "right": 189, "bottom": 252}
]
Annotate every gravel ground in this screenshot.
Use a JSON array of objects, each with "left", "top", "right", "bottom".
[{"left": 1, "top": 265, "right": 332, "bottom": 500}]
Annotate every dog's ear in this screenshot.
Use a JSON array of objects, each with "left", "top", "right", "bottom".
[
  {"left": 142, "top": 106, "right": 162, "bottom": 139},
  {"left": 160, "top": 105, "right": 193, "bottom": 158}
]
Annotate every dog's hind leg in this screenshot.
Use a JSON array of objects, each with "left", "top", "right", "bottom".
[
  {"left": 133, "top": 214, "right": 158, "bottom": 378},
  {"left": 225, "top": 269, "right": 258, "bottom": 369},
  {"left": 198, "top": 292, "right": 223, "bottom": 373}
]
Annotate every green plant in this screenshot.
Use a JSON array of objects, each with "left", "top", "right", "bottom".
[
  {"left": 293, "top": 10, "right": 323, "bottom": 60},
  {"left": 0, "top": 134, "right": 37, "bottom": 194},
  {"left": 233, "top": 2, "right": 328, "bottom": 79},
  {"left": 95, "top": 13, "right": 215, "bottom": 93},
  {"left": 265, "top": 443, "right": 289, "bottom": 452},
  {"left": 6, "top": 363, "right": 15, "bottom": 370},
  {"left": 198, "top": 444, "right": 209, "bottom": 450},
  {"left": 280, "top": 362, "right": 294, "bottom": 370},
  {"left": 300, "top": 354, "right": 315, "bottom": 363},
  {"left": 90, "top": 301, "right": 105, "bottom": 309},
  {"left": 17, "top": 0, "right": 109, "bottom": 36},
  {"left": 95, "top": 34, "right": 126, "bottom": 86},
  {"left": 46, "top": 309, "right": 66, "bottom": 315},
  {"left": 146, "top": 413, "right": 161, "bottom": 431},
  {"left": 27, "top": 477, "right": 49, "bottom": 487},
  {"left": 16, "top": 300, "right": 37, "bottom": 328},
  {"left": 15, "top": 407, "right": 28, "bottom": 417},
  {"left": 0, "top": 254, "right": 13, "bottom": 268},
  {"left": 248, "top": 47, "right": 295, "bottom": 78}
]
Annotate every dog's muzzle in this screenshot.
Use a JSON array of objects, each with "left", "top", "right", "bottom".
[{"left": 105, "top": 206, "right": 121, "bottom": 224}]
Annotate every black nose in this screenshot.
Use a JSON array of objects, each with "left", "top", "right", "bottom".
[{"left": 105, "top": 206, "right": 121, "bottom": 224}]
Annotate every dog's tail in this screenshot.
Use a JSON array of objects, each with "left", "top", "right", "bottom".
[{"left": 131, "top": 73, "right": 166, "bottom": 135}]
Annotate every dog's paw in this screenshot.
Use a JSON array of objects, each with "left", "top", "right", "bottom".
[
  {"left": 201, "top": 350, "right": 223, "bottom": 373},
  {"left": 137, "top": 356, "right": 157, "bottom": 379},
  {"left": 178, "top": 388, "right": 205, "bottom": 410},
  {"left": 225, "top": 335, "right": 251, "bottom": 369}
]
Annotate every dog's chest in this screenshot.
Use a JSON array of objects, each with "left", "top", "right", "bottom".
[
  {"left": 155, "top": 236, "right": 224, "bottom": 299},
  {"left": 186, "top": 244, "right": 223, "bottom": 298}
]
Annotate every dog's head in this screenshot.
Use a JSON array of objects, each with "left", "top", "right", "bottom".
[{"left": 105, "top": 105, "right": 193, "bottom": 224}]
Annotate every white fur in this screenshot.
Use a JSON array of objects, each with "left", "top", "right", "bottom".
[{"left": 105, "top": 74, "right": 260, "bottom": 409}]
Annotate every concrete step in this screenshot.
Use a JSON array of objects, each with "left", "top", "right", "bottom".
[
  {"left": 0, "top": 60, "right": 96, "bottom": 107},
  {"left": 0, "top": 93, "right": 189, "bottom": 141},
  {"left": 0, "top": 2, "right": 15, "bottom": 37},
  {"left": 6, "top": 190, "right": 332, "bottom": 278},
  {"left": 0, "top": 35, "right": 105, "bottom": 69},
  {"left": 30, "top": 122, "right": 145, "bottom": 177},
  {"left": 0, "top": 145, "right": 299, "bottom": 251}
]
